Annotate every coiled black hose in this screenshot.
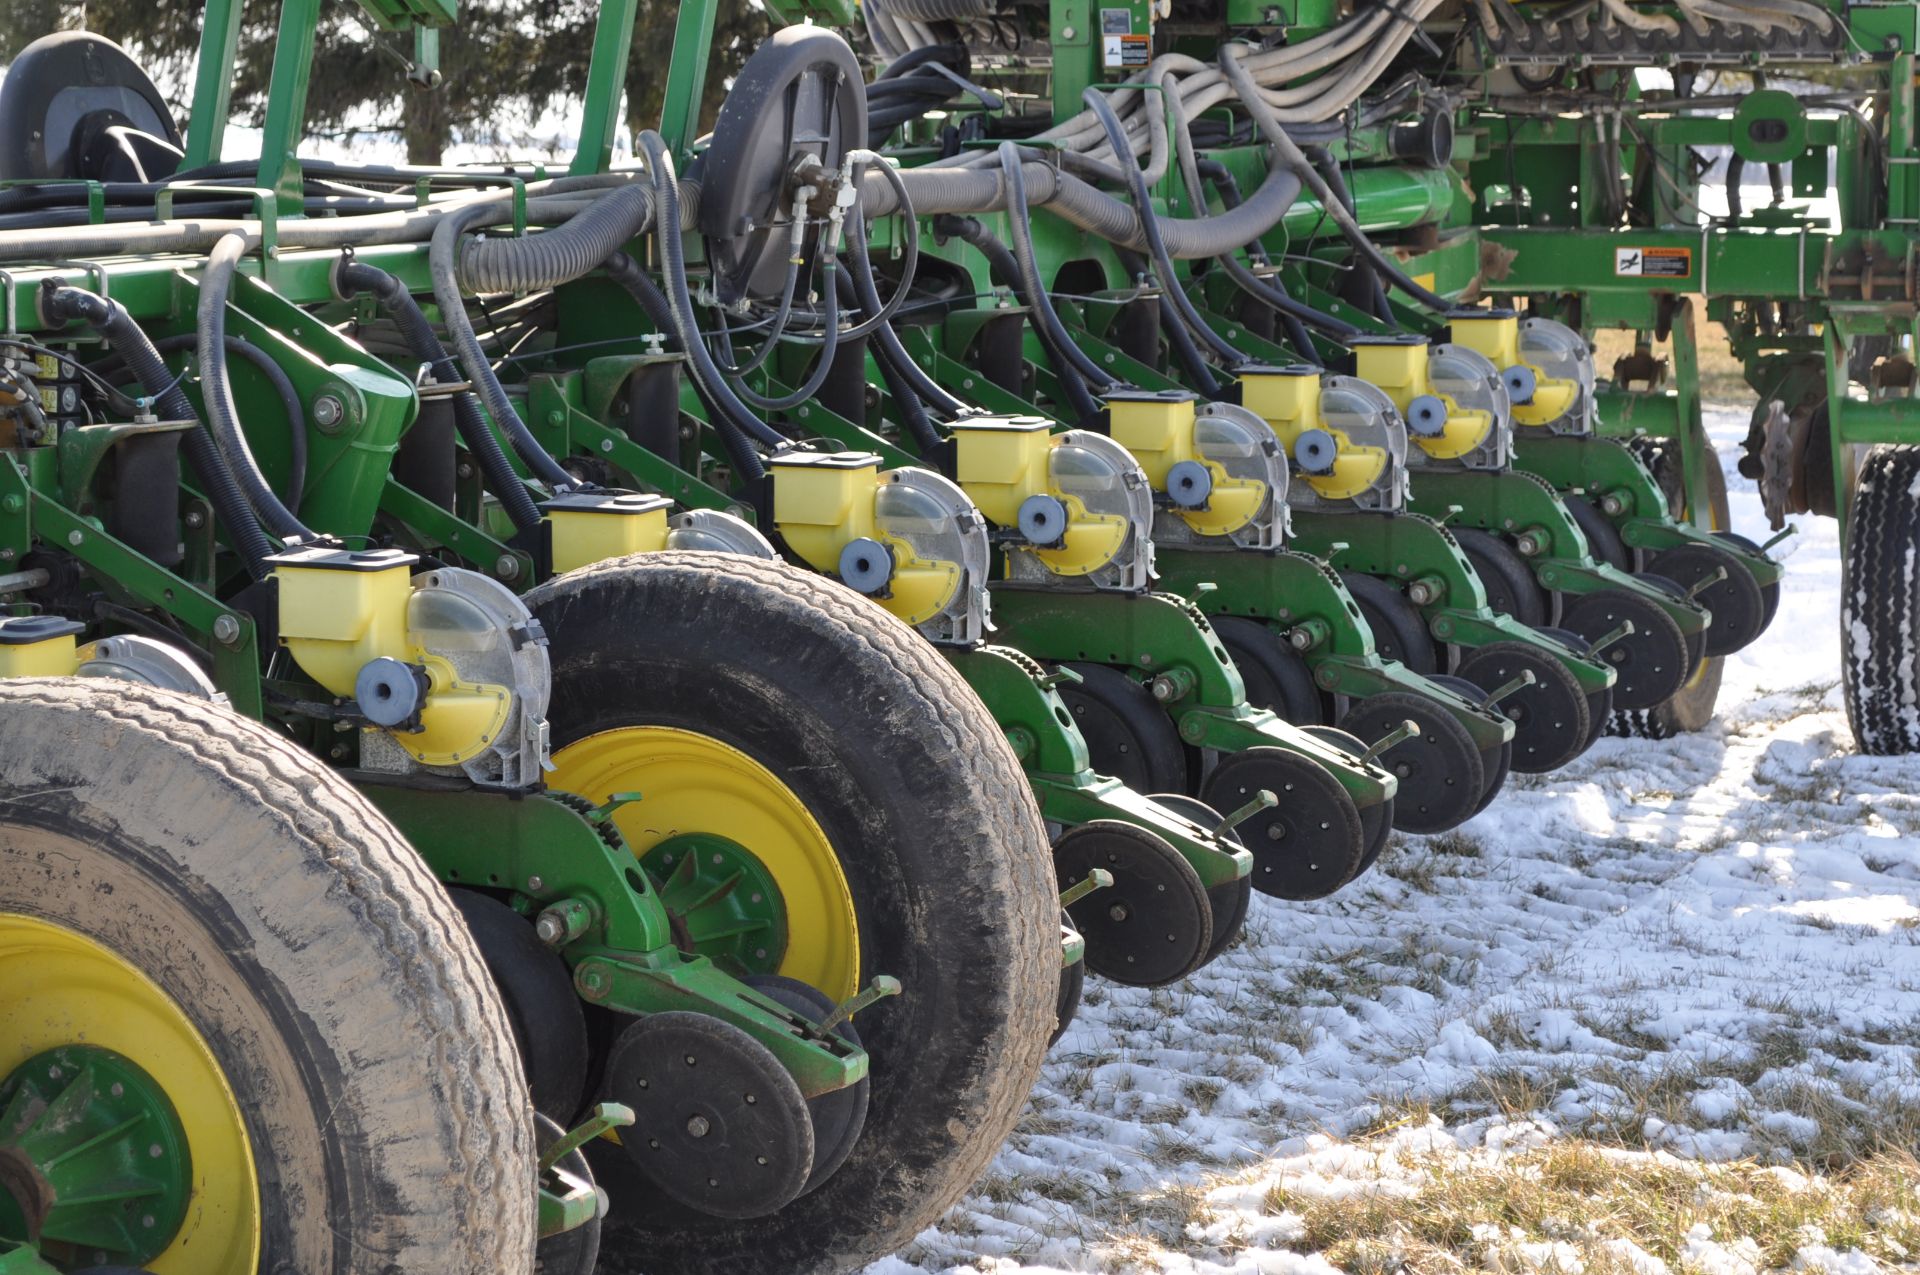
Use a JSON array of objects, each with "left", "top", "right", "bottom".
[
  {"left": 998, "top": 142, "right": 1115, "bottom": 395},
  {"left": 834, "top": 270, "right": 945, "bottom": 452},
  {"left": 40, "top": 281, "right": 277, "bottom": 580},
  {"left": 601, "top": 252, "right": 770, "bottom": 482},
  {"left": 336, "top": 260, "right": 544, "bottom": 532},
  {"left": 200, "top": 234, "right": 317, "bottom": 542}
]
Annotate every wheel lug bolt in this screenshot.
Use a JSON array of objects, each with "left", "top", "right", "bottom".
[{"left": 687, "top": 1115, "right": 711, "bottom": 1138}]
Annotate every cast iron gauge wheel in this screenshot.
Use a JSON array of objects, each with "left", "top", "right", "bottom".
[
  {"left": 1198, "top": 748, "right": 1365, "bottom": 900},
  {"left": 1536, "top": 626, "right": 1614, "bottom": 754},
  {"left": 529, "top": 553, "right": 1057, "bottom": 1274},
  {"left": 1054, "top": 821, "right": 1213, "bottom": 986},
  {"left": 1637, "top": 574, "right": 1709, "bottom": 670},
  {"left": 1425, "top": 672, "right": 1515, "bottom": 813},
  {"left": 1452, "top": 527, "right": 1550, "bottom": 627},
  {"left": 452, "top": 890, "right": 591, "bottom": 1124},
  {"left": 1295, "top": 726, "right": 1396, "bottom": 872},
  {"left": 603, "top": 1012, "right": 815, "bottom": 1220},
  {"left": 1713, "top": 530, "right": 1782, "bottom": 633},
  {"left": 1211, "top": 615, "right": 1326, "bottom": 725},
  {"left": 1054, "top": 915, "right": 1087, "bottom": 1046},
  {"left": 1563, "top": 495, "right": 1631, "bottom": 571},
  {"left": 742, "top": 974, "right": 870, "bottom": 1196},
  {"left": 1146, "top": 793, "right": 1253, "bottom": 963},
  {"left": 0, "top": 680, "right": 535, "bottom": 1275},
  {"left": 1614, "top": 454, "right": 1732, "bottom": 740},
  {"left": 1340, "top": 570, "right": 1439, "bottom": 674},
  {"left": 1056, "top": 661, "right": 1191, "bottom": 793},
  {"left": 536, "top": 1112, "right": 603, "bottom": 1275},
  {"left": 1335, "top": 691, "right": 1485, "bottom": 835},
  {"left": 1560, "top": 587, "right": 1689, "bottom": 711},
  {"left": 1648, "top": 541, "right": 1766, "bottom": 657},
  {"left": 1453, "top": 640, "right": 1590, "bottom": 774}
]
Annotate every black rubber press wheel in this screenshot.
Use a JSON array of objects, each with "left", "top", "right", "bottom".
[
  {"left": 1199, "top": 747, "right": 1365, "bottom": 900},
  {"left": 1336, "top": 690, "right": 1484, "bottom": 834},
  {"left": 1213, "top": 615, "right": 1326, "bottom": 725}
]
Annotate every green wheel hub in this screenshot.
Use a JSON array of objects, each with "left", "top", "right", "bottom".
[
  {"left": 644, "top": 834, "right": 791, "bottom": 978},
  {"left": 0, "top": 1046, "right": 191, "bottom": 1268}
]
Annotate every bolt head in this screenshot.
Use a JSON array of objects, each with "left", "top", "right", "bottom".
[
  {"left": 536, "top": 914, "right": 565, "bottom": 945},
  {"left": 212, "top": 615, "right": 242, "bottom": 644},
  {"left": 686, "top": 1115, "right": 711, "bottom": 1138},
  {"left": 66, "top": 530, "right": 83, "bottom": 547},
  {"left": 312, "top": 394, "right": 344, "bottom": 428},
  {"left": 495, "top": 554, "right": 521, "bottom": 581},
  {"left": 527, "top": 875, "right": 544, "bottom": 891}
]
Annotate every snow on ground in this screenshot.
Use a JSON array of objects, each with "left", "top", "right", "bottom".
[{"left": 879, "top": 407, "right": 1920, "bottom": 1273}]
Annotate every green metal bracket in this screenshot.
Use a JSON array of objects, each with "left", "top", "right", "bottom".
[
  {"left": 362, "top": 784, "right": 865, "bottom": 1098},
  {"left": 525, "top": 376, "right": 745, "bottom": 516},
  {"left": 1152, "top": 545, "right": 1513, "bottom": 753},
  {"left": 984, "top": 586, "right": 1394, "bottom": 808},
  {"left": 379, "top": 477, "right": 533, "bottom": 588}
]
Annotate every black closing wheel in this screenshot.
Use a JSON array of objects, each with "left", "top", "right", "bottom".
[
  {"left": 1842, "top": 445, "right": 1920, "bottom": 753},
  {"left": 1648, "top": 542, "right": 1766, "bottom": 657},
  {"left": 1424, "top": 674, "right": 1514, "bottom": 813},
  {"left": 1054, "top": 821, "right": 1212, "bottom": 986},
  {"left": 1199, "top": 748, "right": 1365, "bottom": 900},
  {"left": 1538, "top": 626, "right": 1614, "bottom": 753},
  {"left": 451, "top": 890, "right": 591, "bottom": 1125},
  {"left": 1452, "top": 527, "right": 1550, "bottom": 627},
  {"left": 537, "top": 1112, "right": 603, "bottom": 1275},
  {"left": 1339, "top": 571, "right": 1438, "bottom": 674},
  {"left": 1296, "top": 726, "right": 1396, "bottom": 872},
  {"left": 742, "top": 975, "right": 870, "bottom": 1195},
  {"left": 1056, "top": 662, "right": 1190, "bottom": 793},
  {"left": 1560, "top": 588, "right": 1689, "bottom": 710},
  {"left": 604, "top": 1013, "right": 814, "bottom": 1220},
  {"left": 1335, "top": 691, "right": 1484, "bottom": 834},
  {"left": 1714, "top": 531, "right": 1782, "bottom": 634},
  {"left": 1637, "top": 574, "right": 1708, "bottom": 669},
  {"left": 1147, "top": 793, "right": 1253, "bottom": 963},
  {"left": 1453, "top": 641, "right": 1590, "bottom": 774},
  {"left": 1564, "top": 495, "right": 1631, "bottom": 570},
  {"left": 1212, "top": 616, "right": 1325, "bottom": 725}
]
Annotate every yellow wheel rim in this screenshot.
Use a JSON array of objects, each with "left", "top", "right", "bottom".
[
  {"left": 549, "top": 727, "right": 861, "bottom": 1001},
  {"left": 0, "top": 913, "right": 259, "bottom": 1275}
]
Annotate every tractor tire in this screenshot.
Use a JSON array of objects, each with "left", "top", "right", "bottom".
[
  {"left": 525, "top": 552, "right": 1055, "bottom": 1274},
  {"left": 0, "top": 679, "right": 535, "bottom": 1275},
  {"left": 1843, "top": 445, "right": 1920, "bottom": 753}
]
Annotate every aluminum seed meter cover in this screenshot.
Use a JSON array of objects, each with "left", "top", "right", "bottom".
[
  {"left": 1291, "top": 376, "right": 1410, "bottom": 515},
  {"left": 1012, "top": 430, "right": 1157, "bottom": 593},
  {"left": 1154, "top": 402, "right": 1291, "bottom": 551},
  {"left": 1516, "top": 317, "right": 1597, "bottom": 436},
  {"left": 1419, "top": 343, "right": 1513, "bottom": 471},
  {"left": 873, "top": 467, "right": 992, "bottom": 646}
]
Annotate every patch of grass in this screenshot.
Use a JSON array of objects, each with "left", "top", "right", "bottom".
[{"left": 1264, "top": 1141, "right": 1920, "bottom": 1271}]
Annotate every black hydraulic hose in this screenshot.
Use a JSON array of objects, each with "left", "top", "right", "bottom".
[
  {"left": 1216, "top": 45, "right": 1452, "bottom": 315},
  {"left": 40, "top": 282, "right": 277, "bottom": 580},
  {"left": 998, "top": 142, "right": 1115, "bottom": 391},
  {"left": 1160, "top": 292, "right": 1224, "bottom": 396},
  {"left": 636, "top": 131, "right": 792, "bottom": 457},
  {"left": 1307, "top": 150, "right": 1394, "bottom": 324},
  {"left": 729, "top": 268, "right": 841, "bottom": 412},
  {"left": 836, "top": 271, "right": 945, "bottom": 453},
  {"left": 847, "top": 207, "right": 972, "bottom": 422},
  {"left": 430, "top": 203, "right": 587, "bottom": 492},
  {"left": 336, "top": 260, "right": 544, "bottom": 532},
  {"left": 936, "top": 215, "right": 1019, "bottom": 291},
  {"left": 199, "top": 235, "right": 316, "bottom": 542},
  {"left": 1199, "top": 165, "right": 1361, "bottom": 346},
  {"left": 602, "top": 252, "right": 769, "bottom": 482},
  {"left": 1082, "top": 87, "right": 1247, "bottom": 369},
  {"left": 89, "top": 333, "right": 309, "bottom": 510}
]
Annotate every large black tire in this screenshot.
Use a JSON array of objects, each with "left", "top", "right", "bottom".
[
  {"left": 1843, "top": 445, "right": 1920, "bottom": 753},
  {"left": 1340, "top": 571, "right": 1438, "bottom": 674},
  {"left": 525, "top": 552, "right": 1056, "bottom": 1274},
  {"left": 0, "top": 679, "right": 535, "bottom": 1273},
  {"left": 1564, "top": 494, "right": 1631, "bottom": 570},
  {"left": 1212, "top": 616, "right": 1325, "bottom": 725},
  {"left": 1453, "top": 527, "right": 1550, "bottom": 627}
]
